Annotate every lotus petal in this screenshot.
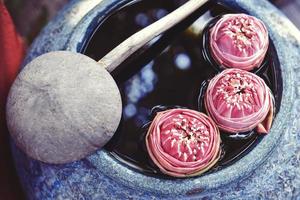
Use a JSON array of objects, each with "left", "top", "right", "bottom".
[
  {"left": 145, "top": 109, "right": 221, "bottom": 177},
  {"left": 209, "top": 14, "right": 269, "bottom": 71},
  {"left": 205, "top": 68, "right": 274, "bottom": 134}
]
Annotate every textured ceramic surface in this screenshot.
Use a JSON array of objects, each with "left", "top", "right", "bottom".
[{"left": 12, "top": 0, "right": 300, "bottom": 199}]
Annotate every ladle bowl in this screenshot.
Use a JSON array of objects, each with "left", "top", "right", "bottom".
[{"left": 7, "top": 51, "right": 122, "bottom": 163}]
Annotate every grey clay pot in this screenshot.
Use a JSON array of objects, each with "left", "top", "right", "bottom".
[{"left": 11, "top": 0, "right": 300, "bottom": 199}]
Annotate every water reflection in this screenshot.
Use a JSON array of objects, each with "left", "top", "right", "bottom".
[
  {"left": 135, "top": 13, "right": 150, "bottom": 27},
  {"left": 174, "top": 53, "right": 191, "bottom": 70},
  {"left": 124, "top": 103, "right": 137, "bottom": 118},
  {"left": 123, "top": 61, "right": 157, "bottom": 120},
  {"left": 153, "top": 9, "right": 168, "bottom": 19}
]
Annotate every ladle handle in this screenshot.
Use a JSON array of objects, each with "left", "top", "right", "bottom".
[{"left": 99, "top": 0, "right": 209, "bottom": 73}]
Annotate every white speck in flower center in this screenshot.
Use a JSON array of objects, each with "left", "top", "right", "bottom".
[
  {"left": 160, "top": 114, "right": 212, "bottom": 162},
  {"left": 225, "top": 17, "right": 256, "bottom": 50},
  {"left": 215, "top": 73, "right": 258, "bottom": 109}
]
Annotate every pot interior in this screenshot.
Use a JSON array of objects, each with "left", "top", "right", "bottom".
[{"left": 82, "top": 0, "right": 282, "bottom": 179}]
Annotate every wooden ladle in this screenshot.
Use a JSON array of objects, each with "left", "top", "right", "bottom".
[{"left": 6, "top": 0, "right": 209, "bottom": 164}]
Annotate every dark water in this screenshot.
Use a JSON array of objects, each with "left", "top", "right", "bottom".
[{"left": 82, "top": 0, "right": 282, "bottom": 178}]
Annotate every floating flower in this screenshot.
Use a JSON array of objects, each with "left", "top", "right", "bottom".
[
  {"left": 205, "top": 68, "right": 274, "bottom": 134},
  {"left": 145, "top": 108, "right": 220, "bottom": 177},
  {"left": 209, "top": 14, "right": 269, "bottom": 71}
]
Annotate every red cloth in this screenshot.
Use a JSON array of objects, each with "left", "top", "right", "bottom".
[{"left": 0, "top": 2, "right": 25, "bottom": 199}]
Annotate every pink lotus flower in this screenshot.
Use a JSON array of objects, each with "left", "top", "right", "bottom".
[
  {"left": 209, "top": 14, "right": 269, "bottom": 71},
  {"left": 145, "top": 108, "right": 220, "bottom": 177},
  {"left": 205, "top": 68, "right": 274, "bottom": 134}
]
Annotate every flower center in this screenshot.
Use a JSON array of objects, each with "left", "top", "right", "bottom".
[
  {"left": 212, "top": 72, "right": 262, "bottom": 117},
  {"left": 225, "top": 17, "right": 256, "bottom": 51},
  {"left": 160, "top": 114, "right": 211, "bottom": 162}
]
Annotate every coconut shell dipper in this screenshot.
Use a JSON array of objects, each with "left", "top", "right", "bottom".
[{"left": 6, "top": 0, "right": 209, "bottom": 164}]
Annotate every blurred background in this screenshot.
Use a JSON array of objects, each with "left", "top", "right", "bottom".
[
  {"left": 4, "top": 0, "right": 300, "bottom": 45},
  {"left": 1, "top": 0, "right": 300, "bottom": 199}
]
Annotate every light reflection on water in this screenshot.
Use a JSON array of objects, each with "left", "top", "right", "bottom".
[
  {"left": 123, "top": 61, "right": 157, "bottom": 123},
  {"left": 135, "top": 13, "right": 150, "bottom": 27},
  {"left": 174, "top": 53, "right": 191, "bottom": 70},
  {"left": 154, "top": 8, "right": 168, "bottom": 19}
]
